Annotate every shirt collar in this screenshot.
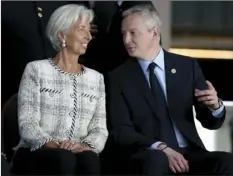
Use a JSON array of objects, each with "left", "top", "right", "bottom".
[{"left": 138, "top": 48, "right": 164, "bottom": 73}]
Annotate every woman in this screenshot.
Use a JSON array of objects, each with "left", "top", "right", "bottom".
[{"left": 12, "top": 4, "right": 108, "bottom": 175}]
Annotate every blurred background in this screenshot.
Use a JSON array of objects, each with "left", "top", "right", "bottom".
[{"left": 155, "top": 0, "right": 233, "bottom": 152}]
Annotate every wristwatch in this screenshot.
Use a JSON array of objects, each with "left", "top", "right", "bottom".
[
  {"left": 216, "top": 98, "right": 224, "bottom": 110},
  {"left": 157, "top": 143, "right": 168, "bottom": 150}
]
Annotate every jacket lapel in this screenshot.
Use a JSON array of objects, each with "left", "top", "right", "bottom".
[
  {"left": 164, "top": 50, "right": 181, "bottom": 121},
  {"left": 127, "top": 49, "right": 181, "bottom": 121},
  {"left": 128, "top": 59, "right": 161, "bottom": 120}
]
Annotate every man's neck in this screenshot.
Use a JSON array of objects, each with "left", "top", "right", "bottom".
[{"left": 143, "top": 45, "right": 161, "bottom": 61}]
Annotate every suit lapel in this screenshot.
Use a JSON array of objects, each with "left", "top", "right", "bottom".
[
  {"left": 128, "top": 59, "right": 161, "bottom": 120},
  {"left": 164, "top": 50, "right": 180, "bottom": 120},
  {"left": 127, "top": 50, "right": 181, "bottom": 121}
]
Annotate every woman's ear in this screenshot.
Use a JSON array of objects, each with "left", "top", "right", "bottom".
[
  {"left": 57, "top": 32, "right": 66, "bottom": 42},
  {"left": 57, "top": 32, "right": 67, "bottom": 48}
]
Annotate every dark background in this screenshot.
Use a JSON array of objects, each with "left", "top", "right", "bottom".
[{"left": 171, "top": 1, "right": 233, "bottom": 101}]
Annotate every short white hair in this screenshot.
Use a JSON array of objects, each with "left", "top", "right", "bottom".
[
  {"left": 122, "top": 4, "right": 162, "bottom": 34},
  {"left": 46, "top": 4, "right": 94, "bottom": 51}
]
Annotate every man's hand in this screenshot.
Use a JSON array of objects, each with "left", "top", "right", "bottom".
[
  {"left": 43, "top": 141, "right": 60, "bottom": 149},
  {"left": 195, "top": 80, "right": 220, "bottom": 110},
  {"left": 162, "top": 147, "right": 189, "bottom": 174}
]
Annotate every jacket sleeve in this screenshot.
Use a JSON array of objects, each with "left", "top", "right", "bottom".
[
  {"left": 81, "top": 74, "right": 109, "bottom": 154},
  {"left": 193, "top": 59, "right": 226, "bottom": 130},
  {"left": 18, "top": 62, "right": 54, "bottom": 151}
]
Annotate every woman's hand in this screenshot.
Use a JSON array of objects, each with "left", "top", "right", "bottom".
[
  {"left": 59, "top": 140, "right": 83, "bottom": 151},
  {"left": 43, "top": 141, "right": 60, "bottom": 149},
  {"left": 58, "top": 140, "right": 92, "bottom": 153},
  {"left": 71, "top": 144, "right": 92, "bottom": 153},
  {"left": 59, "top": 140, "right": 76, "bottom": 150}
]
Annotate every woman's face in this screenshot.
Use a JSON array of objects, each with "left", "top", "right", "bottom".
[{"left": 65, "top": 16, "right": 92, "bottom": 55}]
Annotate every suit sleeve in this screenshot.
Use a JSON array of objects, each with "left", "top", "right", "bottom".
[
  {"left": 192, "top": 59, "right": 226, "bottom": 130},
  {"left": 107, "top": 73, "right": 155, "bottom": 151}
]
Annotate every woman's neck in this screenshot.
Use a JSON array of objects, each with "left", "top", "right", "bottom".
[{"left": 53, "top": 50, "right": 82, "bottom": 73}]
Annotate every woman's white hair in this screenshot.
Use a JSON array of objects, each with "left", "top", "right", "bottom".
[
  {"left": 122, "top": 4, "right": 162, "bottom": 34},
  {"left": 46, "top": 4, "right": 94, "bottom": 51}
]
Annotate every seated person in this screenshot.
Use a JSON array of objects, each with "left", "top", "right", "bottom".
[
  {"left": 107, "top": 3, "right": 233, "bottom": 176},
  {"left": 11, "top": 4, "right": 108, "bottom": 175}
]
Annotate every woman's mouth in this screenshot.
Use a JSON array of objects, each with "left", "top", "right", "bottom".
[{"left": 82, "top": 44, "right": 88, "bottom": 48}]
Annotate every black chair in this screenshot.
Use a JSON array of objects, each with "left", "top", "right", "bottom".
[
  {"left": 1, "top": 155, "right": 12, "bottom": 176},
  {"left": 1, "top": 94, "right": 20, "bottom": 162}
]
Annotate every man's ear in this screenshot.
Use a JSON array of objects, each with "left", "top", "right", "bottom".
[{"left": 152, "top": 27, "right": 158, "bottom": 39}]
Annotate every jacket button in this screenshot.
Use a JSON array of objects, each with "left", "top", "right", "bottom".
[
  {"left": 38, "top": 7, "right": 43, "bottom": 11},
  {"left": 38, "top": 13, "right": 43, "bottom": 18}
]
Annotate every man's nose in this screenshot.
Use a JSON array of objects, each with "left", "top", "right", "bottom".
[{"left": 123, "top": 33, "right": 131, "bottom": 44}]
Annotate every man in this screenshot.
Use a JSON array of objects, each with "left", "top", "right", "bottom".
[{"left": 107, "top": 4, "right": 233, "bottom": 176}]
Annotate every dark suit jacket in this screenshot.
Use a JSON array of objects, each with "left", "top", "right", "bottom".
[{"left": 107, "top": 50, "right": 226, "bottom": 154}]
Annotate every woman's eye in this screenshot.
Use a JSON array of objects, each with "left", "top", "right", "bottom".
[
  {"left": 79, "top": 27, "right": 84, "bottom": 31},
  {"left": 76, "top": 26, "right": 90, "bottom": 32}
]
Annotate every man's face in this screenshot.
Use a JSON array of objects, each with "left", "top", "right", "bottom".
[{"left": 121, "top": 13, "right": 154, "bottom": 59}]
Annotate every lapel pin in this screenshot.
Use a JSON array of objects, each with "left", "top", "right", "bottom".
[{"left": 171, "top": 68, "right": 176, "bottom": 74}]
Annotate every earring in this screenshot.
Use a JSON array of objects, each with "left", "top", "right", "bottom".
[{"left": 61, "top": 40, "right": 66, "bottom": 47}]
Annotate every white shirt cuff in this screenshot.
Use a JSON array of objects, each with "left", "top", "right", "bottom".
[
  {"left": 209, "top": 104, "right": 224, "bottom": 118},
  {"left": 150, "top": 141, "right": 164, "bottom": 150}
]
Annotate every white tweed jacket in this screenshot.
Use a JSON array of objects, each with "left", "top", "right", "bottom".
[{"left": 16, "top": 59, "right": 108, "bottom": 153}]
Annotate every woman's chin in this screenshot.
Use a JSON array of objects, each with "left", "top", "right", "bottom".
[
  {"left": 78, "top": 50, "right": 86, "bottom": 55},
  {"left": 80, "top": 47, "right": 87, "bottom": 55},
  {"left": 71, "top": 48, "right": 87, "bottom": 56}
]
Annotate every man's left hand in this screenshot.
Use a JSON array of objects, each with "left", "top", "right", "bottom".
[{"left": 195, "top": 80, "right": 220, "bottom": 110}]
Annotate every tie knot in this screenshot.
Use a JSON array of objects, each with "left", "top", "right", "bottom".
[{"left": 148, "top": 62, "right": 156, "bottom": 72}]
